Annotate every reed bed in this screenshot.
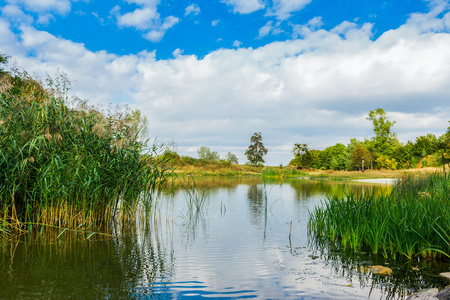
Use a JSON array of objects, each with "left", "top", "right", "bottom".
[
  {"left": 0, "top": 68, "right": 169, "bottom": 237},
  {"left": 308, "top": 170, "right": 450, "bottom": 260}
]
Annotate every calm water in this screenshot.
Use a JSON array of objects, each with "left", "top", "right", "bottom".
[{"left": 1, "top": 177, "right": 449, "bottom": 299}]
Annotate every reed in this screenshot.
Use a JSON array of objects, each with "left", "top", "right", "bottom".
[
  {"left": 0, "top": 67, "right": 169, "bottom": 237},
  {"left": 182, "top": 178, "right": 209, "bottom": 212},
  {"left": 308, "top": 170, "right": 450, "bottom": 260}
]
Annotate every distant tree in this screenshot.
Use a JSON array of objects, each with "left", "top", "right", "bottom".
[
  {"left": 291, "top": 143, "right": 312, "bottom": 168},
  {"left": 245, "top": 132, "right": 268, "bottom": 166},
  {"left": 349, "top": 143, "right": 372, "bottom": 171},
  {"left": 226, "top": 152, "right": 239, "bottom": 164},
  {"left": 366, "top": 108, "right": 399, "bottom": 164},
  {"left": 322, "top": 143, "right": 349, "bottom": 170},
  {"left": 197, "top": 146, "right": 220, "bottom": 161}
]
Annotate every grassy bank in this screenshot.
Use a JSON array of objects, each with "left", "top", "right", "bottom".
[
  {"left": 172, "top": 161, "right": 440, "bottom": 180},
  {"left": 308, "top": 170, "right": 450, "bottom": 260}
]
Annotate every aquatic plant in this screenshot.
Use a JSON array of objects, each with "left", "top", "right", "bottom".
[
  {"left": 0, "top": 63, "right": 169, "bottom": 236},
  {"left": 182, "top": 178, "right": 209, "bottom": 212},
  {"left": 308, "top": 170, "right": 450, "bottom": 260}
]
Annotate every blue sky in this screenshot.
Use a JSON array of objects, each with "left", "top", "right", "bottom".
[{"left": 1, "top": 0, "right": 450, "bottom": 165}]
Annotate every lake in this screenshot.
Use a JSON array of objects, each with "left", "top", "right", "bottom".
[{"left": 1, "top": 177, "right": 449, "bottom": 299}]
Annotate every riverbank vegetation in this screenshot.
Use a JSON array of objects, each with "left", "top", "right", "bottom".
[
  {"left": 0, "top": 54, "right": 169, "bottom": 237},
  {"left": 308, "top": 170, "right": 450, "bottom": 260},
  {"left": 290, "top": 108, "right": 450, "bottom": 171}
]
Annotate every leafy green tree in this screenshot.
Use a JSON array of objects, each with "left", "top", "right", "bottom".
[
  {"left": 226, "top": 152, "right": 239, "bottom": 164},
  {"left": 291, "top": 143, "right": 312, "bottom": 168},
  {"left": 412, "top": 134, "right": 439, "bottom": 158},
  {"left": 245, "top": 132, "right": 268, "bottom": 166},
  {"left": 197, "top": 146, "right": 220, "bottom": 161},
  {"left": 321, "top": 143, "right": 349, "bottom": 170},
  {"left": 366, "top": 108, "right": 398, "bottom": 157},
  {"left": 349, "top": 143, "right": 372, "bottom": 170}
]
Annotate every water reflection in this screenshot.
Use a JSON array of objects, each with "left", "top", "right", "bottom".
[
  {"left": 0, "top": 224, "right": 175, "bottom": 299},
  {"left": 308, "top": 238, "right": 450, "bottom": 299},
  {"left": 0, "top": 177, "right": 439, "bottom": 299}
]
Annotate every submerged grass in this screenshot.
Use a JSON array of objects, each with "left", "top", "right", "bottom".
[
  {"left": 0, "top": 64, "right": 169, "bottom": 237},
  {"left": 308, "top": 169, "right": 450, "bottom": 260}
]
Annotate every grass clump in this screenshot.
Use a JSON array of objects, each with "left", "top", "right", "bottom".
[
  {"left": 308, "top": 170, "right": 450, "bottom": 260},
  {"left": 261, "top": 167, "right": 309, "bottom": 178},
  {"left": 0, "top": 57, "right": 168, "bottom": 237}
]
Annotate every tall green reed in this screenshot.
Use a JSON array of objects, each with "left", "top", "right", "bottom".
[
  {"left": 308, "top": 170, "right": 450, "bottom": 260},
  {"left": 0, "top": 67, "right": 169, "bottom": 236}
]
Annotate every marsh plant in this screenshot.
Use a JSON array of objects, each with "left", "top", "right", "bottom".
[
  {"left": 0, "top": 56, "right": 169, "bottom": 237},
  {"left": 308, "top": 170, "right": 450, "bottom": 260},
  {"left": 182, "top": 178, "right": 209, "bottom": 212}
]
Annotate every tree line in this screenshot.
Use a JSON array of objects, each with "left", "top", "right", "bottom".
[{"left": 290, "top": 108, "right": 450, "bottom": 170}]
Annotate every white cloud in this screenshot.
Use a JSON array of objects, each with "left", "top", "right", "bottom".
[
  {"left": 185, "top": 4, "right": 201, "bottom": 16},
  {"left": 292, "top": 16, "right": 323, "bottom": 38},
  {"left": 221, "top": 0, "right": 265, "bottom": 14},
  {"left": 233, "top": 40, "right": 242, "bottom": 47},
  {"left": 36, "top": 13, "right": 55, "bottom": 25},
  {"left": 6, "top": 0, "right": 71, "bottom": 16},
  {"left": 117, "top": 7, "right": 159, "bottom": 30},
  {"left": 258, "top": 20, "right": 282, "bottom": 38},
  {"left": 2, "top": 5, "right": 450, "bottom": 165},
  {"left": 172, "top": 48, "right": 184, "bottom": 57},
  {"left": 1, "top": 5, "right": 34, "bottom": 25},
  {"left": 269, "top": 0, "right": 312, "bottom": 20},
  {"left": 114, "top": 2, "right": 179, "bottom": 42},
  {"left": 212, "top": 19, "right": 220, "bottom": 26}
]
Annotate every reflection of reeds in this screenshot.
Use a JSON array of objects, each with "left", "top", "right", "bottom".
[
  {"left": 308, "top": 171, "right": 450, "bottom": 260},
  {"left": 0, "top": 66, "right": 170, "bottom": 237},
  {"left": 182, "top": 178, "right": 209, "bottom": 212}
]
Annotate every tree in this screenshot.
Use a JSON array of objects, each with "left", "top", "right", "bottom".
[
  {"left": 366, "top": 108, "right": 398, "bottom": 163},
  {"left": 226, "top": 152, "right": 239, "bottom": 164},
  {"left": 197, "top": 146, "right": 220, "bottom": 161},
  {"left": 291, "top": 143, "right": 312, "bottom": 168},
  {"left": 245, "top": 132, "right": 268, "bottom": 166}
]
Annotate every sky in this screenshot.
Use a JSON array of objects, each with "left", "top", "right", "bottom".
[{"left": 1, "top": 0, "right": 450, "bottom": 165}]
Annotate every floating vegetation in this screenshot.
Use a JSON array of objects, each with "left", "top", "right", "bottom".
[{"left": 308, "top": 170, "right": 450, "bottom": 260}]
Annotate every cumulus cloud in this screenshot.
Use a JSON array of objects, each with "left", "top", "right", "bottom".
[
  {"left": 258, "top": 20, "right": 282, "bottom": 38},
  {"left": 233, "top": 40, "right": 242, "bottom": 47},
  {"left": 185, "top": 3, "right": 201, "bottom": 16},
  {"left": 2, "top": 4, "right": 450, "bottom": 164},
  {"left": 5, "top": 0, "right": 71, "bottom": 16},
  {"left": 117, "top": 7, "right": 159, "bottom": 30},
  {"left": 268, "top": 0, "right": 312, "bottom": 20},
  {"left": 1, "top": 4, "right": 34, "bottom": 25},
  {"left": 113, "top": 1, "right": 180, "bottom": 42},
  {"left": 212, "top": 19, "right": 220, "bottom": 26},
  {"left": 221, "top": 0, "right": 265, "bottom": 14}
]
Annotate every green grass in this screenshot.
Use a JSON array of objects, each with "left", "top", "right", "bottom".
[
  {"left": 261, "top": 167, "right": 309, "bottom": 178},
  {"left": 0, "top": 68, "right": 169, "bottom": 237},
  {"left": 308, "top": 170, "right": 450, "bottom": 260}
]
